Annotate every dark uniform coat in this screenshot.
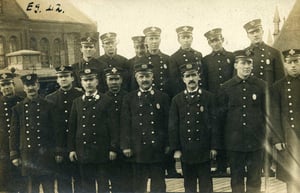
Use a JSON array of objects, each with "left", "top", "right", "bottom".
[
  {"left": 68, "top": 93, "right": 118, "bottom": 164},
  {"left": 0, "top": 95, "right": 23, "bottom": 190},
  {"left": 169, "top": 89, "right": 218, "bottom": 164},
  {"left": 271, "top": 75, "right": 300, "bottom": 182},
  {"left": 120, "top": 89, "right": 170, "bottom": 163},
  {"left": 72, "top": 58, "right": 106, "bottom": 92},
  {"left": 169, "top": 48, "right": 204, "bottom": 96},
  {"left": 245, "top": 42, "right": 284, "bottom": 85},
  {"left": 98, "top": 54, "right": 131, "bottom": 91},
  {"left": 202, "top": 49, "right": 235, "bottom": 93},
  {"left": 218, "top": 76, "right": 267, "bottom": 152},
  {"left": 10, "top": 96, "right": 57, "bottom": 176},
  {"left": 131, "top": 52, "right": 172, "bottom": 96}
]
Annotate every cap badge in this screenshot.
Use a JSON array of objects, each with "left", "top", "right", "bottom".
[
  {"left": 26, "top": 75, "right": 32, "bottom": 80},
  {"left": 112, "top": 67, "right": 117, "bottom": 73},
  {"left": 151, "top": 27, "right": 156, "bottom": 32},
  {"left": 107, "top": 33, "right": 112, "bottom": 38},
  {"left": 186, "top": 64, "right": 192, "bottom": 69},
  {"left": 289, "top": 49, "right": 295, "bottom": 55},
  {"left": 250, "top": 21, "right": 256, "bottom": 26},
  {"left": 60, "top": 66, "right": 65, "bottom": 71},
  {"left": 84, "top": 69, "right": 91, "bottom": 74},
  {"left": 245, "top": 49, "right": 252, "bottom": 56},
  {"left": 86, "top": 37, "right": 92, "bottom": 42},
  {"left": 183, "top": 26, "right": 189, "bottom": 31},
  {"left": 1, "top": 74, "right": 7, "bottom": 79},
  {"left": 141, "top": 64, "right": 147, "bottom": 69}
]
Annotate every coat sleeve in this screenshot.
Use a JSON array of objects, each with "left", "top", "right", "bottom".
[
  {"left": 168, "top": 97, "right": 181, "bottom": 151},
  {"left": 120, "top": 94, "right": 131, "bottom": 150},
  {"left": 68, "top": 100, "right": 78, "bottom": 152},
  {"left": 9, "top": 106, "right": 20, "bottom": 160}
]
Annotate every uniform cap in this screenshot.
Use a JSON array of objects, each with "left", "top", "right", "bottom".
[
  {"left": 20, "top": 73, "right": 38, "bottom": 85},
  {"left": 179, "top": 62, "right": 198, "bottom": 74},
  {"left": 243, "top": 19, "right": 262, "bottom": 32},
  {"left": 282, "top": 49, "right": 300, "bottom": 60},
  {"left": 0, "top": 73, "right": 14, "bottom": 83},
  {"left": 104, "top": 67, "right": 123, "bottom": 76},
  {"left": 131, "top": 36, "right": 145, "bottom": 44},
  {"left": 176, "top": 26, "right": 193, "bottom": 35},
  {"left": 143, "top": 27, "right": 161, "bottom": 37},
  {"left": 79, "top": 68, "right": 98, "bottom": 79},
  {"left": 100, "top": 32, "right": 117, "bottom": 43},
  {"left": 204, "top": 28, "right": 222, "bottom": 40},
  {"left": 234, "top": 50, "right": 253, "bottom": 62},
  {"left": 134, "top": 58, "right": 154, "bottom": 73},
  {"left": 55, "top": 65, "right": 73, "bottom": 74},
  {"left": 80, "top": 36, "right": 97, "bottom": 45}
]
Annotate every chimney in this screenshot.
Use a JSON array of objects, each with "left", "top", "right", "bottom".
[{"left": 273, "top": 6, "right": 281, "bottom": 40}]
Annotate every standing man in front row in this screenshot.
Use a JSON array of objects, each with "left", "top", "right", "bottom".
[
  {"left": 45, "top": 66, "right": 83, "bottom": 193},
  {"left": 218, "top": 50, "right": 267, "bottom": 193},
  {"left": 169, "top": 61, "right": 218, "bottom": 193},
  {"left": 68, "top": 68, "right": 118, "bottom": 193},
  {"left": 10, "top": 74, "right": 57, "bottom": 193},
  {"left": 271, "top": 49, "right": 300, "bottom": 193},
  {"left": 121, "top": 62, "right": 170, "bottom": 193}
]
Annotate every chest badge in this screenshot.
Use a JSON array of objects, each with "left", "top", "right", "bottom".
[
  {"left": 156, "top": 103, "right": 160, "bottom": 109},
  {"left": 252, "top": 94, "right": 257, "bottom": 100},
  {"left": 163, "top": 64, "right": 168, "bottom": 69},
  {"left": 227, "top": 58, "right": 230, "bottom": 64},
  {"left": 200, "top": 106, "right": 204, "bottom": 112},
  {"left": 266, "top": 59, "right": 270, "bottom": 65}
]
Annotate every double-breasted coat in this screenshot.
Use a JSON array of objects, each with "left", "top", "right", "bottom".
[{"left": 120, "top": 89, "right": 170, "bottom": 163}]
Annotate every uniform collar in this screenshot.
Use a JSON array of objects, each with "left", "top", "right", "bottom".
[
  {"left": 145, "top": 50, "right": 163, "bottom": 57},
  {"left": 82, "top": 91, "right": 100, "bottom": 101},
  {"left": 211, "top": 48, "right": 226, "bottom": 56},
  {"left": 23, "top": 95, "right": 41, "bottom": 103},
  {"left": 137, "top": 87, "right": 155, "bottom": 96},
  {"left": 249, "top": 41, "right": 265, "bottom": 50},
  {"left": 286, "top": 75, "right": 300, "bottom": 81}
]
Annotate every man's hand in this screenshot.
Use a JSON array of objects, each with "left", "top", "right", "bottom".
[
  {"left": 109, "top": 151, "right": 117, "bottom": 160},
  {"left": 173, "top": 150, "right": 182, "bottom": 159},
  {"left": 55, "top": 155, "right": 63, "bottom": 163},
  {"left": 210, "top": 149, "right": 217, "bottom": 160},
  {"left": 69, "top": 151, "right": 77, "bottom": 162},
  {"left": 12, "top": 158, "right": 21, "bottom": 167},
  {"left": 123, "top": 149, "right": 133, "bottom": 157},
  {"left": 275, "top": 143, "right": 286, "bottom": 151}
]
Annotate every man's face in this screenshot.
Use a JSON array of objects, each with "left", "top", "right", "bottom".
[
  {"left": 81, "top": 76, "right": 98, "bottom": 93},
  {"left": 234, "top": 59, "right": 253, "bottom": 79},
  {"left": 145, "top": 36, "right": 161, "bottom": 51},
  {"left": 134, "top": 44, "right": 146, "bottom": 58},
  {"left": 135, "top": 71, "right": 153, "bottom": 90},
  {"left": 80, "top": 44, "right": 96, "bottom": 58},
  {"left": 208, "top": 36, "right": 224, "bottom": 52},
  {"left": 178, "top": 34, "right": 193, "bottom": 50},
  {"left": 247, "top": 27, "right": 264, "bottom": 44},
  {"left": 106, "top": 74, "right": 122, "bottom": 93},
  {"left": 182, "top": 70, "right": 200, "bottom": 91},
  {"left": 0, "top": 81, "right": 15, "bottom": 97},
  {"left": 284, "top": 58, "right": 300, "bottom": 77},
  {"left": 56, "top": 73, "right": 74, "bottom": 89},
  {"left": 23, "top": 82, "right": 39, "bottom": 98},
  {"left": 102, "top": 40, "right": 117, "bottom": 56}
]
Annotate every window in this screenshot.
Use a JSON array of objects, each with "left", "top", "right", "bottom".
[
  {"left": 40, "top": 38, "right": 50, "bottom": 67},
  {"left": 0, "top": 36, "right": 5, "bottom": 68},
  {"left": 30, "top": 37, "right": 38, "bottom": 50},
  {"left": 9, "top": 36, "right": 18, "bottom": 53},
  {"left": 53, "top": 38, "right": 61, "bottom": 67}
]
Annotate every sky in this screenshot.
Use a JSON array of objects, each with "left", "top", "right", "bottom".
[{"left": 70, "top": 0, "right": 296, "bottom": 58}]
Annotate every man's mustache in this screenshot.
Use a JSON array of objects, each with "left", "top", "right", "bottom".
[{"left": 188, "top": 80, "right": 196, "bottom": 84}]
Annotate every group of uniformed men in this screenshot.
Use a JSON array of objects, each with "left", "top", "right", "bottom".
[{"left": 0, "top": 18, "right": 299, "bottom": 193}]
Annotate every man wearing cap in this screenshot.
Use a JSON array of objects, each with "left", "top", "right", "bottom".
[
  {"left": 217, "top": 50, "right": 267, "bottom": 193},
  {"left": 202, "top": 28, "right": 235, "bottom": 176},
  {"left": 103, "top": 67, "right": 131, "bottom": 193},
  {"left": 271, "top": 49, "right": 300, "bottom": 193},
  {"left": 120, "top": 62, "right": 170, "bottom": 193},
  {"left": 170, "top": 26, "right": 204, "bottom": 96},
  {"left": 68, "top": 68, "right": 118, "bottom": 193},
  {"left": 98, "top": 32, "right": 131, "bottom": 91},
  {"left": 0, "top": 73, "right": 24, "bottom": 193},
  {"left": 243, "top": 18, "right": 284, "bottom": 177},
  {"left": 72, "top": 34, "right": 106, "bottom": 93},
  {"left": 45, "top": 66, "right": 83, "bottom": 193},
  {"left": 169, "top": 62, "right": 218, "bottom": 193},
  {"left": 10, "top": 73, "right": 58, "bottom": 193},
  {"left": 129, "top": 36, "right": 146, "bottom": 90}
]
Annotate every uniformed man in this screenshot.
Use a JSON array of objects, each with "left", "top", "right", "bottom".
[
  {"left": 103, "top": 67, "right": 131, "bottom": 193},
  {"left": 98, "top": 32, "right": 131, "bottom": 91},
  {"left": 169, "top": 62, "right": 218, "bottom": 193},
  {"left": 131, "top": 27, "right": 171, "bottom": 96},
  {"left": 10, "top": 73, "right": 57, "bottom": 193},
  {"left": 68, "top": 68, "right": 118, "bottom": 193},
  {"left": 129, "top": 36, "right": 146, "bottom": 91},
  {"left": 243, "top": 18, "right": 285, "bottom": 177},
  {"left": 217, "top": 50, "right": 267, "bottom": 193},
  {"left": 170, "top": 25, "right": 204, "bottom": 96},
  {"left": 271, "top": 49, "right": 300, "bottom": 193},
  {"left": 45, "top": 66, "right": 83, "bottom": 193},
  {"left": 120, "top": 62, "right": 170, "bottom": 193},
  {"left": 0, "top": 73, "right": 24, "bottom": 193},
  {"left": 243, "top": 18, "right": 284, "bottom": 84},
  {"left": 202, "top": 28, "right": 235, "bottom": 176},
  {"left": 72, "top": 35, "right": 106, "bottom": 92}
]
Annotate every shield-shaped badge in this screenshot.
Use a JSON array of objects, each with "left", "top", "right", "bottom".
[{"left": 252, "top": 94, "right": 257, "bottom": 100}]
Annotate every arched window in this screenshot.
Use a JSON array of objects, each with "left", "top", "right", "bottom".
[
  {"left": 30, "top": 37, "right": 38, "bottom": 50},
  {"left": 40, "top": 38, "right": 50, "bottom": 67},
  {"left": 9, "top": 36, "right": 18, "bottom": 53},
  {"left": 0, "top": 36, "right": 5, "bottom": 68},
  {"left": 53, "top": 38, "right": 62, "bottom": 67}
]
